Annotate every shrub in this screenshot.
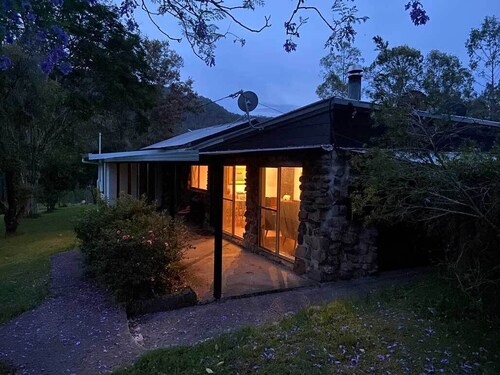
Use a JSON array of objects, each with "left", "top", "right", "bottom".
[{"left": 75, "top": 195, "right": 190, "bottom": 303}]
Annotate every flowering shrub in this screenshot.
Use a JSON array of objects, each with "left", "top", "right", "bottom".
[{"left": 75, "top": 195, "right": 190, "bottom": 303}]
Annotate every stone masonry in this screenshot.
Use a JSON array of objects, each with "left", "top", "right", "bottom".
[
  {"left": 215, "top": 150, "right": 377, "bottom": 282},
  {"left": 295, "top": 150, "right": 378, "bottom": 281}
]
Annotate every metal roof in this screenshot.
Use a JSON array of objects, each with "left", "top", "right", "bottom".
[
  {"left": 83, "top": 98, "right": 500, "bottom": 163},
  {"left": 142, "top": 118, "right": 254, "bottom": 150},
  {"left": 413, "top": 110, "right": 500, "bottom": 128},
  {"left": 85, "top": 149, "right": 199, "bottom": 162}
]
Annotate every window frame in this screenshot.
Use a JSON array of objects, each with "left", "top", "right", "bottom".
[{"left": 189, "top": 165, "right": 208, "bottom": 191}]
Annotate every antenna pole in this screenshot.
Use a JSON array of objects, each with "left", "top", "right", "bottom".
[{"left": 98, "top": 132, "right": 102, "bottom": 154}]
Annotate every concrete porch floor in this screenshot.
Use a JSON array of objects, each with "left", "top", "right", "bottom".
[{"left": 180, "top": 236, "right": 314, "bottom": 302}]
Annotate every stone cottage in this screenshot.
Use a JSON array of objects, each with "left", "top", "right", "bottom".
[{"left": 85, "top": 71, "right": 500, "bottom": 298}]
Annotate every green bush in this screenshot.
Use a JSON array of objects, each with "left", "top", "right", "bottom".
[{"left": 75, "top": 195, "right": 189, "bottom": 303}]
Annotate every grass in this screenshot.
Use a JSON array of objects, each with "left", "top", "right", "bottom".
[
  {"left": 115, "top": 277, "right": 500, "bottom": 375},
  {"left": 0, "top": 205, "right": 84, "bottom": 324}
]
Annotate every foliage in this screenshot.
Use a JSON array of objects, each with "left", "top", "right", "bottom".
[
  {"left": 0, "top": 0, "right": 77, "bottom": 73},
  {"left": 422, "top": 50, "right": 474, "bottom": 113},
  {"left": 466, "top": 16, "right": 500, "bottom": 120},
  {"left": 0, "top": 45, "right": 69, "bottom": 233},
  {"left": 57, "top": 2, "right": 197, "bottom": 151},
  {"left": 37, "top": 148, "right": 82, "bottom": 212},
  {"left": 351, "top": 101, "right": 500, "bottom": 312},
  {"left": 316, "top": 42, "right": 363, "bottom": 99},
  {"left": 114, "top": 277, "right": 500, "bottom": 375},
  {"left": 1, "top": 2, "right": 197, "bottom": 235},
  {"left": 365, "top": 38, "right": 475, "bottom": 114},
  {"left": 75, "top": 195, "right": 190, "bottom": 303},
  {"left": 367, "top": 38, "right": 424, "bottom": 105},
  {"left": 0, "top": 206, "right": 83, "bottom": 324},
  {"left": 1, "top": 1, "right": 429, "bottom": 69}
]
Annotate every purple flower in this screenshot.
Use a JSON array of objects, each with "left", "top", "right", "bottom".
[
  {"left": 5, "top": 32, "right": 14, "bottom": 44},
  {"left": 51, "top": 25, "right": 69, "bottom": 44},
  {"left": 26, "top": 12, "right": 36, "bottom": 22},
  {"left": 261, "top": 347, "right": 275, "bottom": 360},
  {"left": 283, "top": 39, "right": 297, "bottom": 53},
  {"left": 2, "top": 0, "right": 12, "bottom": 10},
  {"left": 35, "top": 30, "right": 47, "bottom": 42},
  {"left": 58, "top": 61, "right": 72, "bottom": 75},
  {"left": 0, "top": 55, "right": 12, "bottom": 70},
  {"left": 40, "top": 60, "right": 54, "bottom": 74},
  {"left": 51, "top": 0, "right": 64, "bottom": 5}
]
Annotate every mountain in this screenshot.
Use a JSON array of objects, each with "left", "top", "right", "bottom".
[{"left": 177, "top": 96, "right": 242, "bottom": 134}]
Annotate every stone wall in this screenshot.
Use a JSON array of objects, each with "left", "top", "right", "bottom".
[
  {"left": 193, "top": 150, "right": 379, "bottom": 281},
  {"left": 243, "top": 163, "right": 259, "bottom": 251},
  {"left": 295, "top": 150, "right": 378, "bottom": 281}
]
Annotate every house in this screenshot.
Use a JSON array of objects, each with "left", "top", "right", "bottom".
[{"left": 84, "top": 72, "right": 500, "bottom": 299}]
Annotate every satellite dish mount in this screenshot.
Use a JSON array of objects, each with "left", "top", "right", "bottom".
[{"left": 237, "top": 90, "right": 258, "bottom": 122}]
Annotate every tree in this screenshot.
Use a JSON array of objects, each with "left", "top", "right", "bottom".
[
  {"left": 316, "top": 42, "right": 363, "bottom": 99},
  {"left": 38, "top": 149, "right": 78, "bottom": 212},
  {"left": 0, "top": 3, "right": 197, "bottom": 234},
  {"left": 0, "top": 46, "right": 70, "bottom": 233},
  {"left": 142, "top": 39, "right": 199, "bottom": 144},
  {"left": 466, "top": 16, "right": 500, "bottom": 120},
  {"left": 1, "top": 0, "right": 429, "bottom": 70},
  {"left": 422, "top": 50, "right": 474, "bottom": 114},
  {"left": 367, "top": 37, "right": 424, "bottom": 105},
  {"left": 366, "top": 40, "right": 474, "bottom": 114},
  {"left": 59, "top": 2, "right": 196, "bottom": 151}
]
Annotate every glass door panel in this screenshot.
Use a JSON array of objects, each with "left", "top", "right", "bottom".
[
  {"left": 223, "top": 199, "right": 233, "bottom": 234},
  {"left": 259, "top": 166, "right": 302, "bottom": 259},
  {"left": 223, "top": 166, "right": 234, "bottom": 199},
  {"left": 260, "top": 168, "right": 278, "bottom": 209},
  {"left": 260, "top": 208, "right": 277, "bottom": 252},
  {"left": 278, "top": 167, "right": 301, "bottom": 259},
  {"left": 259, "top": 168, "right": 278, "bottom": 251},
  {"left": 233, "top": 166, "right": 246, "bottom": 238},
  {"left": 223, "top": 165, "right": 246, "bottom": 238}
]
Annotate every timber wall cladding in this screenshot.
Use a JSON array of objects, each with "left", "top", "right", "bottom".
[{"left": 296, "top": 150, "right": 378, "bottom": 281}]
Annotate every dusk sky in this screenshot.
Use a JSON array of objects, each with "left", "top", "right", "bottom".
[{"left": 136, "top": 1, "right": 499, "bottom": 117}]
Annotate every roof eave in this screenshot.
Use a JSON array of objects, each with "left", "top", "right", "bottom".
[{"left": 86, "top": 149, "right": 199, "bottom": 162}]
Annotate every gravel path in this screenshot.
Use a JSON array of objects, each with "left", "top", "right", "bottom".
[
  {"left": 0, "top": 249, "right": 426, "bottom": 374},
  {"left": 134, "top": 268, "right": 426, "bottom": 349},
  {"left": 0, "top": 250, "right": 143, "bottom": 375}
]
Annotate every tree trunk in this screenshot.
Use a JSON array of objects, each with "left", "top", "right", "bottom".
[{"left": 3, "top": 170, "right": 25, "bottom": 235}]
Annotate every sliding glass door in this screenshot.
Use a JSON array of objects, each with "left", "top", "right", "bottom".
[
  {"left": 259, "top": 167, "right": 302, "bottom": 260},
  {"left": 223, "top": 165, "right": 246, "bottom": 238}
]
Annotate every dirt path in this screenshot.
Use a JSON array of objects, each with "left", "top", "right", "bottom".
[
  {"left": 0, "top": 250, "right": 143, "bottom": 375},
  {"left": 0, "top": 249, "right": 426, "bottom": 374}
]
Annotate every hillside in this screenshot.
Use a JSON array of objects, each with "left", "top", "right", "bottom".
[{"left": 177, "top": 96, "right": 242, "bottom": 135}]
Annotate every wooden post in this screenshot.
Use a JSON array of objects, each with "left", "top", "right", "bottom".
[{"left": 211, "top": 160, "right": 223, "bottom": 299}]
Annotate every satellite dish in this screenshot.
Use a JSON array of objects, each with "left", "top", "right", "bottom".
[{"left": 238, "top": 91, "right": 259, "bottom": 113}]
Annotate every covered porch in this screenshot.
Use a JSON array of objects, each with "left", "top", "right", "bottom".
[{"left": 181, "top": 236, "right": 313, "bottom": 302}]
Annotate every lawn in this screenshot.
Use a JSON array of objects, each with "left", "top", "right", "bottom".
[
  {"left": 0, "top": 205, "right": 84, "bottom": 324},
  {"left": 115, "top": 277, "right": 500, "bottom": 375}
]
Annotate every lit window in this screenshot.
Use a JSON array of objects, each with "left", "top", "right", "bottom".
[{"left": 190, "top": 165, "right": 208, "bottom": 190}]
